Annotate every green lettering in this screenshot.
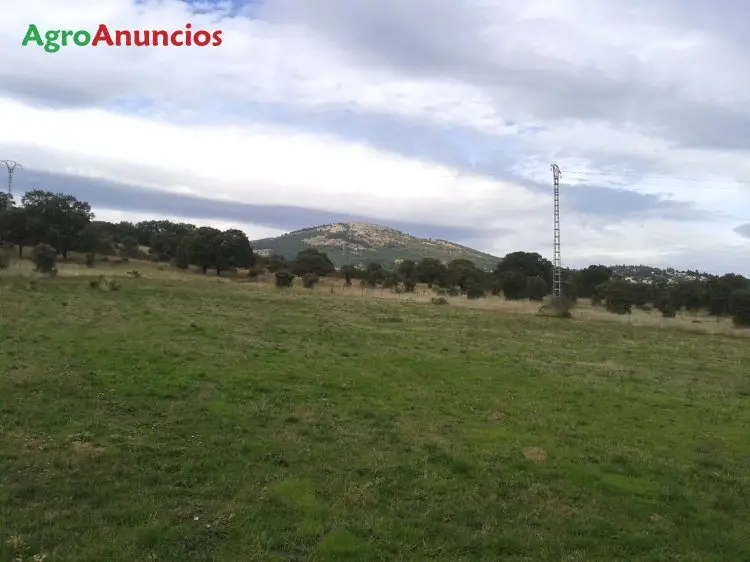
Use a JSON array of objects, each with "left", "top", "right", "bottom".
[
  {"left": 21, "top": 24, "right": 43, "bottom": 47},
  {"left": 44, "top": 30, "right": 60, "bottom": 53},
  {"left": 62, "top": 30, "right": 73, "bottom": 46},
  {"left": 73, "top": 30, "right": 91, "bottom": 46}
]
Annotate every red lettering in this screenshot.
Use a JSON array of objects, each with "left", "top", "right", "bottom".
[
  {"left": 170, "top": 30, "right": 183, "bottom": 46},
  {"left": 152, "top": 30, "right": 168, "bottom": 46},
  {"left": 114, "top": 30, "right": 131, "bottom": 46},
  {"left": 133, "top": 30, "right": 150, "bottom": 46},
  {"left": 193, "top": 30, "right": 211, "bottom": 46},
  {"left": 91, "top": 24, "right": 113, "bottom": 46},
  {"left": 211, "top": 30, "right": 222, "bottom": 46},
  {"left": 184, "top": 23, "right": 192, "bottom": 46}
]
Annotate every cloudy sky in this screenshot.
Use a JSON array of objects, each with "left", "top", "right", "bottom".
[{"left": 1, "top": 0, "right": 749, "bottom": 274}]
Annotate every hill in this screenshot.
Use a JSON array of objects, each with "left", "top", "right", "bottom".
[{"left": 251, "top": 222, "right": 501, "bottom": 269}]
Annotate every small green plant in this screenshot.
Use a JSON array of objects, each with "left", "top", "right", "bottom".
[
  {"left": 127, "top": 270, "right": 141, "bottom": 278},
  {"left": 661, "top": 308, "right": 676, "bottom": 318},
  {"left": 84, "top": 252, "right": 96, "bottom": 267},
  {"left": 431, "top": 296, "right": 448, "bottom": 305}
]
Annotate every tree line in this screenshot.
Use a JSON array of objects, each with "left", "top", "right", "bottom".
[{"left": 1, "top": 190, "right": 748, "bottom": 326}]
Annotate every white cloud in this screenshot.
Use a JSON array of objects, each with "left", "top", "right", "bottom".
[
  {"left": 0, "top": 0, "right": 748, "bottom": 273},
  {"left": 93, "top": 208, "right": 286, "bottom": 241}
]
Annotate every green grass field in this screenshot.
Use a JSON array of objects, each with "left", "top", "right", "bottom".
[{"left": 1, "top": 276, "right": 749, "bottom": 561}]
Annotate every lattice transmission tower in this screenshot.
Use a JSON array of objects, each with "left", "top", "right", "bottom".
[
  {"left": 551, "top": 163, "right": 562, "bottom": 297},
  {"left": 0, "top": 159, "right": 22, "bottom": 196}
]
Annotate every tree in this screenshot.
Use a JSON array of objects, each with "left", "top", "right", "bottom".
[
  {"left": 120, "top": 236, "right": 140, "bottom": 258},
  {"left": 187, "top": 226, "right": 222, "bottom": 273},
  {"left": 22, "top": 190, "right": 93, "bottom": 258},
  {"left": 465, "top": 280, "right": 486, "bottom": 299},
  {"left": 267, "top": 254, "right": 288, "bottom": 273},
  {"left": 446, "top": 258, "right": 482, "bottom": 293},
  {"left": 77, "top": 223, "right": 115, "bottom": 255},
  {"left": 292, "top": 248, "right": 335, "bottom": 277},
  {"left": 215, "top": 229, "right": 253, "bottom": 274},
  {"left": 415, "top": 257, "right": 446, "bottom": 287},
  {"left": 364, "top": 263, "right": 386, "bottom": 287},
  {"left": 0, "top": 198, "right": 31, "bottom": 256},
  {"left": 495, "top": 252, "right": 552, "bottom": 289},
  {"left": 397, "top": 259, "right": 417, "bottom": 280},
  {"left": 341, "top": 264, "right": 357, "bottom": 286},
  {"left": 499, "top": 271, "right": 526, "bottom": 300},
  {"left": 603, "top": 279, "right": 633, "bottom": 314},
  {"left": 573, "top": 265, "right": 612, "bottom": 298},
  {"left": 525, "top": 275, "right": 547, "bottom": 301}
]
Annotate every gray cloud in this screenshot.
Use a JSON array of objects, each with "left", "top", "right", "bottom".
[
  {"left": 14, "top": 169, "right": 501, "bottom": 243},
  {"left": 735, "top": 223, "right": 750, "bottom": 239},
  {"left": 260, "top": 0, "right": 750, "bottom": 151}
]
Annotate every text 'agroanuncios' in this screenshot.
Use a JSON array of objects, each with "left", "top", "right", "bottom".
[{"left": 21, "top": 23, "right": 223, "bottom": 53}]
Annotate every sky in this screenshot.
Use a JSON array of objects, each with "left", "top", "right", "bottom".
[{"left": 1, "top": 0, "right": 749, "bottom": 274}]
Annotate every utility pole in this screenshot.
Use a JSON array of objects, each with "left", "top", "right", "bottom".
[
  {"left": 551, "top": 163, "right": 562, "bottom": 298},
  {"left": 0, "top": 160, "right": 22, "bottom": 197}
]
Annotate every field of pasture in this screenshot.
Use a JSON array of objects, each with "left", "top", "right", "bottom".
[{"left": 1, "top": 259, "right": 749, "bottom": 560}]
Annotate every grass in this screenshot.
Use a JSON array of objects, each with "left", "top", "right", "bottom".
[{"left": 1, "top": 270, "right": 749, "bottom": 560}]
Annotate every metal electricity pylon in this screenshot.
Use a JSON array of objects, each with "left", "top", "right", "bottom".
[
  {"left": 0, "top": 160, "right": 22, "bottom": 197},
  {"left": 551, "top": 163, "right": 562, "bottom": 298}
]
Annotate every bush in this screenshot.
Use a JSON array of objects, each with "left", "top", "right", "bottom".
[
  {"left": 84, "top": 252, "right": 96, "bottom": 267},
  {"left": 431, "top": 297, "right": 448, "bottom": 305},
  {"left": 32, "top": 243, "right": 58, "bottom": 275},
  {"left": 540, "top": 295, "right": 574, "bottom": 319},
  {"left": 89, "top": 275, "right": 120, "bottom": 291},
  {"left": 403, "top": 278, "right": 416, "bottom": 292},
  {"left": 446, "top": 286, "right": 460, "bottom": 297},
  {"left": 733, "top": 307, "right": 750, "bottom": 328},
  {"left": 465, "top": 282, "right": 486, "bottom": 299},
  {"left": 0, "top": 248, "right": 9, "bottom": 269},
  {"left": 661, "top": 307, "right": 676, "bottom": 318},
  {"left": 302, "top": 272, "right": 319, "bottom": 288},
  {"left": 275, "top": 271, "right": 295, "bottom": 288},
  {"left": 247, "top": 266, "right": 263, "bottom": 278}
]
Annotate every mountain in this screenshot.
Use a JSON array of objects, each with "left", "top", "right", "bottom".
[{"left": 251, "top": 222, "right": 501, "bottom": 269}]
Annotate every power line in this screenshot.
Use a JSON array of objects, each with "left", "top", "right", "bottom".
[{"left": 562, "top": 168, "right": 749, "bottom": 185}]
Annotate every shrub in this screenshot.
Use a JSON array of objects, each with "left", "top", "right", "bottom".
[
  {"left": 403, "top": 278, "right": 416, "bottom": 292},
  {"left": 84, "top": 252, "right": 96, "bottom": 267},
  {"left": 32, "top": 243, "right": 58, "bottom": 275},
  {"left": 661, "top": 307, "right": 676, "bottom": 318},
  {"left": 275, "top": 271, "right": 295, "bottom": 288},
  {"left": 540, "top": 295, "right": 574, "bottom": 319},
  {"left": 0, "top": 249, "right": 9, "bottom": 269},
  {"left": 303, "top": 272, "right": 319, "bottom": 288},
  {"left": 247, "top": 266, "right": 263, "bottom": 278},
  {"left": 446, "top": 286, "right": 460, "bottom": 297},
  {"left": 431, "top": 297, "right": 448, "bottom": 305},
  {"left": 733, "top": 307, "right": 750, "bottom": 328},
  {"left": 465, "top": 282, "right": 486, "bottom": 299}
]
